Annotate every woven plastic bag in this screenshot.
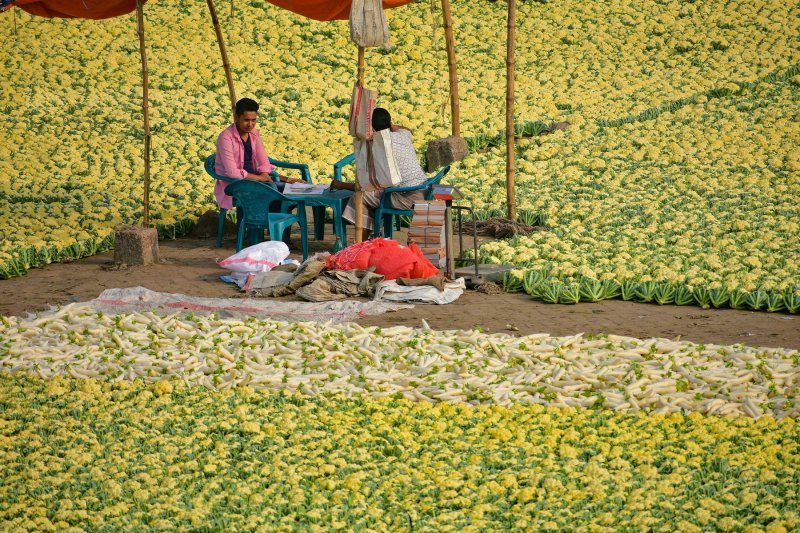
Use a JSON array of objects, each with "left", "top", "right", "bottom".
[
  {"left": 349, "top": 0, "right": 390, "bottom": 48},
  {"left": 353, "top": 138, "right": 376, "bottom": 192},
  {"left": 217, "top": 241, "right": 290, "bottom": 273},
  {"left": 348, "top": 83, "right": 378, "bottom": 140}
]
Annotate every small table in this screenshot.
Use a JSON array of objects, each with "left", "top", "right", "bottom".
[{"left": 284, "top": 189, "right": 353, "bottom": 245}]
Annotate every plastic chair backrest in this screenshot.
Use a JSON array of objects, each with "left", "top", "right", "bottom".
[
  {"left": 204, "top": 153, "right": 239, "bottom": 183},
  {"left": 224, "top": 180, "right": 286, "bottom": 226},
  {"left": 423, "top": 166, "right": 450, "bottom": 200},
  {"left": 333, "top": 153, "right": 356, "bottom": 181}
]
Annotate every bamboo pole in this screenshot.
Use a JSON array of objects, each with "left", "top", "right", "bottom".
[
  {"left": 357, "top": 45, "right": 365, "bottom": 86},
  {"left": 354, "top": 46, "right": 365, "bottom": 243},
  {"left": 505, "top": 0, "right": 517, "bottom": 222},
  {"left": 206, "top": 0, "right": 237, "bottom": 119},
  {"left": 440, "top": 0, "right": 460, "bottom": 137},
  {"left": 136, "top": 0, "right": 151, "bottom": 227}
]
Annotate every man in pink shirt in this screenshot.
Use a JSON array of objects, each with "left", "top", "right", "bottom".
[{"left": 214, "top": 98, "right": 299, "bottom": 210}]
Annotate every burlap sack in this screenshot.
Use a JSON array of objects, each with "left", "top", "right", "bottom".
[{"left": 349, "top": 0, "right": 390, "bottom": 47}]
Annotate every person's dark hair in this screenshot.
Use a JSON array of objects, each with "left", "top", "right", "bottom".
[
  {"left": 235, "top": 98, "right": 259, "bottom": 116},
  {"left": 372, "top": 107, "right": 391, "bottom": 131}
]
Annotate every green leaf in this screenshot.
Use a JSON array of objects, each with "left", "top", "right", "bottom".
[
  {"left": 620, "top": 280, "right": 638, "bottom": 301},
  {"left": 745, "top": 290, "right": 768, "bottom": 311},
  {"left": 784, "top": 290, "right": 800, "bottom": 314},
  {"left": 709, "top": 288, "right": 730, "bottom": 309},
  {"left": 540, "top": 279, "right": 562, "bottom": 304},
  {"left": 765, "top": 292, "right": 785, "bottom": 313},
  {"left": 503, "top": 272, "right": 523, "bottom": 293},
  {"left": 675, "top": 284, "right": 694, "bottom": 306},
  {"left": 635, "top": 281, "right": 657, "bottom": 303},
  {"left": 579, "top": 277, "right": 604, "bottom": 302},
  {"left": 559, "top": 283, "right": 581, "bottom": 304},
  {"left": 523, "top": 270, "right": 546, "bottom": 296},
  {"left": 601, "top": 279, "right": 622, "bottom": 300},
  {"left": 653, "top": 282, "right": 676, "bottom": 305},
  {"left": 693, "top": 286, "right": 711, "bottom": 308},
  {"left": 728, "top": 289, "right": 749, "bottom": 310}
]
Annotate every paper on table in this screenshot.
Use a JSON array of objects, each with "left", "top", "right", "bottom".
[{"left": 284, "top": 182, "right": 330, "bottom": 195}]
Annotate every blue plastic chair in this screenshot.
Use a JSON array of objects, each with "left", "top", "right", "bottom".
[
  {"left": 373, "top": 166, "right": 450, "bottom": 238},
  {"left": 204, "top": 154, "right": 313, "bottom": 248},
  {"left": 223, "top": 180, "right": 309, "bottom": 259},
  {"left": 332, "top": 153, "right": 356, "bottom": 183}
]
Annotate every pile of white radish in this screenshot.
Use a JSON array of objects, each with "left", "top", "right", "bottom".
[{"left": 1, "top": 304, "right": 797, "bottom": 419}]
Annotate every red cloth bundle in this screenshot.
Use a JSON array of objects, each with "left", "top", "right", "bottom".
[{"left": 325, "top": 238, "right": 440, "bottom": 281}]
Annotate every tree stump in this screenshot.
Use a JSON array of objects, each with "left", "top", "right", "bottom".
[
  {"left": 114, "top": 225, "right": 159, "bottom": 266},
  {"left": 425, "top": 136, "right": 469, "bottom": 172}
]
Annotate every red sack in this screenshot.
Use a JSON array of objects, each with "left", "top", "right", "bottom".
[
  {"left": 325, "top": 238, "right": 381, "bottom": 271},
  {"left": 326, "top": 238, "right": 440, "bottom": 281}
]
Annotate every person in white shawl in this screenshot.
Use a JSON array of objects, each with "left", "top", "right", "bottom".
[{"left": 332, "top": 107, "right": 428, "bottom": 242}]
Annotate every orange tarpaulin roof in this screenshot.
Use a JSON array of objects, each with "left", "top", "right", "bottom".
[
  {"left": 15, "top": 0, "right": 145, "bottom": 19},
  {"left": 12, "top": 0, "right": 414, "bottom": 20}
]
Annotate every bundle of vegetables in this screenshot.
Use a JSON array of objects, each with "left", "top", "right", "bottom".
[
  {"left": 483, "top": 67, "right": 800, "bottom": 311},
  {"left": 2, "top": 305, "right": 798, "bottom": 419},
  {"left": 503, "top": 271, "right": 800, "bottom": 314},
  {"left": 0, "top": 373, "right": 798, "bottom": 529}
]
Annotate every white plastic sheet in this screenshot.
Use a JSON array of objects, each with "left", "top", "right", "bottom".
[{"left": 88, "top": 287, "right": 412, "bottom": 322}]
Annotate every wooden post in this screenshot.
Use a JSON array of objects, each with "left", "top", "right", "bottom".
[
  {"left": 206, "top": 0, "right": 237, "bottom": 119},
  {"left": 354, "top": 46, "right": 365, "bottom": 243},
  {"left": 440, "top": 0, "right": 460, "bottom": 137},
  {"left": 505, "top": 0, "right": 517, "bottom": 222},
  {"left": 136, "top": 0, "right": 151, "bottom": 227}
]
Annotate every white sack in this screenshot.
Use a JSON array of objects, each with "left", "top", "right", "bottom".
[{"left": 217, "top": 241, "right": 290, "bottom": 273}]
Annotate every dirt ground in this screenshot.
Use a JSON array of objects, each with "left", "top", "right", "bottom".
[{"left": 1, "top": 234, "right": 798, "bottom": 350}]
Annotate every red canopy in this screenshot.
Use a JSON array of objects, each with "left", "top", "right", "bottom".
[
  {"left": 13, "top": 0, "right": 414, "bottom": 20},
  {"left": 15, "top": 0, "right": 144, "bottom": 19}
]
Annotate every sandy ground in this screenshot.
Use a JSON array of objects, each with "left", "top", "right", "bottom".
[{"left": 1, "top": 233, "right": 798, "bottom": 350}]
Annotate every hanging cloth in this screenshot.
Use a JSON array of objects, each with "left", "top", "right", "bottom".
[
  {"left": 349, "top": 0, "right": 390, "bottom": 47},
  {"left": 265, "top": 0, "right": 413, "bottom": 22}
]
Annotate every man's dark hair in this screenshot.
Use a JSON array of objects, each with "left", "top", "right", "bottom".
[
  {"left": 372, "top": 107, "right": 391, "bottom": 131},
  {"left": 235, "top": 98, "right": 259, "bottom": 116}
]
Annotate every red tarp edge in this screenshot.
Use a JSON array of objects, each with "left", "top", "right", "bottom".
[
  {"left": 13, "top": 0, "right": 414, "bottom": 20},
  {"left": 15, "top": 0, "right": 144, "bottom": 19}
]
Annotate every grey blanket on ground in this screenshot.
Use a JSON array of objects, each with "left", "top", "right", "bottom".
[
  {"left": 251, "top": 259, "right": 328, "bottom": 297},
  {"left": 245, "top": 271, "right": 296, "bottom": 290}
]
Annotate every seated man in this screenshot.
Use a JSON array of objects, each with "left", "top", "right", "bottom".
[{"left": 214, "top": 97, "right": 299, "bottom": 211}]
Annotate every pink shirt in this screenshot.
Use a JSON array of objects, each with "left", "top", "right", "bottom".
[{"left": 214, "top": 123, "right": 275, "bottom": 209}]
